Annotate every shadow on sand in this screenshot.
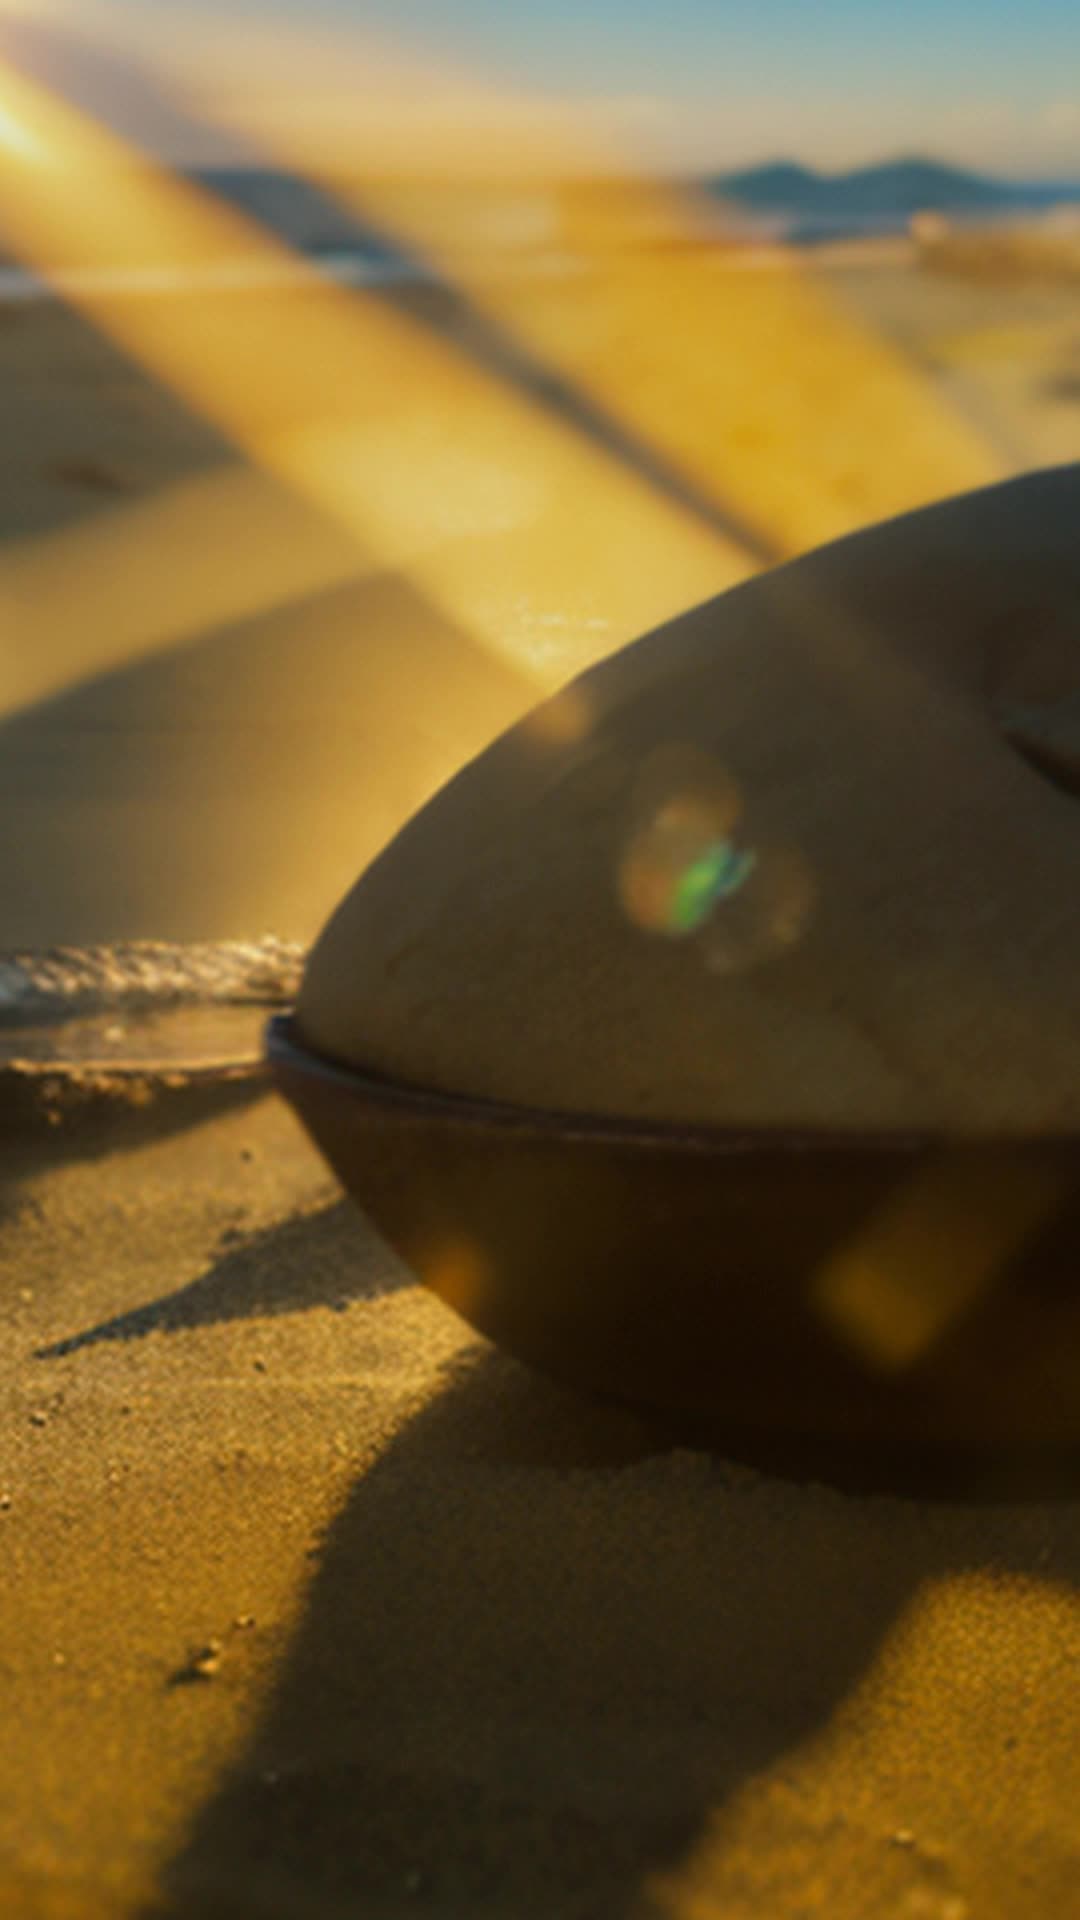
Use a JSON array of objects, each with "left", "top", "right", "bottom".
[
  {"left": 36, "top": 1193, "right": 410, "bottom": 1357},
  {"left": 96, "top": 1206, "right": 1080, "bottom": 1920}
]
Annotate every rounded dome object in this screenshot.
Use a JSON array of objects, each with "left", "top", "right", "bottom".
[
  {"left": 277, "top": 469, "right": 1080, "bottom": 1491},
  {"left": 299, "top": 467, "right": 1080, "bottom": 1137}
]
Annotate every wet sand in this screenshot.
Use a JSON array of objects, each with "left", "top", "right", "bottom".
[{"left": 4, "top": 256, "right": 1080, "bottom": 1916}]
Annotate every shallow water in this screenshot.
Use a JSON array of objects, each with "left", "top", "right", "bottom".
[{"left": 0, "top": 938, "right": 303, "bottom": 1070}]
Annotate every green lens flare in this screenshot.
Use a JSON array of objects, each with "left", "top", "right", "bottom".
[{"left": 671, "top": 840, "right": 756, "bottom": 933}]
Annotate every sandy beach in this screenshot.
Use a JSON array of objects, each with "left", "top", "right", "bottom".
[
  {"left": 10, "top": 243, "right": 1077, "bottom": 952},
  {"left": 5, "top": 246, "right": 1080, "bottom": 1917},
  {"left": 4, "top": 1079, "right": 1080, "bottom": 1919}
]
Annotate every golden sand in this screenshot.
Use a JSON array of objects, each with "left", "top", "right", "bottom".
[
  {"left": 2, "top": 1085, "right": 1079, "bottom": 1918},
  {"left": 4, "top": 213, "right": 1080, "bottom": 1916}
]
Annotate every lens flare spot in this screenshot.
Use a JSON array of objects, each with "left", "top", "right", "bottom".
[
  {"left": 702, "top": 842, "right": 815, "bottom": 974},
  {"left": 620, "top": 802, "right": 755, "bottom": 938},
  {"left": 671, "top": 839, "right": 757, "bottom": 933},
  {"left": 618, "top": 744, "right": 750, "bottom": 936},
  {"left": 617, "top": 745, "right": 815, "bottom": 964},
  {"left": 420, "top": 1236, "right": 490, "bottom": 1321},
  {"left": 813, "top": 1155, "right": 1063, "bottom": 1372}
]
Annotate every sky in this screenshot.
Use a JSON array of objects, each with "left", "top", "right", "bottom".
[{"left": 2, "top": 0, "right": 1080, "bottom": 177}]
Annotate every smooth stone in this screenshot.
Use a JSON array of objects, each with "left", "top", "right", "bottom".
[{"left": 300, "top": 466, "right": 1080, "bottom": 1134}]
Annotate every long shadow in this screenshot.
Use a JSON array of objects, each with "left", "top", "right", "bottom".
[
  {"left": 0, "top": 560, "right": 533, "bottom": 949},
  {"left": 36, "top": 1196, "right": 408, "bottom": 1357},
  {"left": 0, "top": 1074, "right": 275, "bottom": 1307},
  {"left": 12, "top": 38, "right": 1077, "bottom": 1909},
  {"left": 123, "top": 1213, "right": 1080, "bottom": 1919},
  {"left": 0, "top": 1072, "right": 269, "bottom": 1232},
  {"left": 296, "top": 206, "right": 781, "bottom": 569},
  {"left": 201, "top": 164, "right": 781, "bottom": 568},
  {"left": 2, "top": 15, "right": 781, "bottom": 570},
  {"left": 2, "top": 25, "right": 784, "bottom": 958}
]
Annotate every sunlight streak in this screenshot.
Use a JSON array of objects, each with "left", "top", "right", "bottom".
[
  {"left": 0, "top": 91, "right": 42, "bottom": 158},
  {"left": 0, "top": 56, "right": 754, "bottom": 712},
  {"left": 176, "top": 21, "right": 1002, "bottom": 554},
  {"left": 648, "top": 1568, "right": 1080, "bottom": 1919},
  {"left": 0, "top": 465, "right": 366, "bottom": 720}
]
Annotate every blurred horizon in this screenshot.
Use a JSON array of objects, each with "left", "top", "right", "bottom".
[
  {"left": 2, "top": 0, "right": 1080, "bottom": 962},
  {"left": 1, "top": 0, "right": 1080, "bottom": 180}
]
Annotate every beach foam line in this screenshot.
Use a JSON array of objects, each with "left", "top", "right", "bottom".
[
  {"left": 0, "top": 937, "right": 305, "bottom": 1021},
  {"left": 0, "top": 940, "right": 307, "bottom": 1077}
]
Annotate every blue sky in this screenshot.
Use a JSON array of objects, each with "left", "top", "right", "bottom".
[
  {"left": 5, "top": 0, "right": 1080, "bottom": 175},
  {"left": 359, "top": 0, "right": 1080, "bottom": 102},
  {"left": 357, "top": 0, "right": 1080, "bottom": 173}
]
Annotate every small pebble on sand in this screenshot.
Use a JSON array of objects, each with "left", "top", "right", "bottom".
[{"left": 170, "top": 1640, "right": 224, "bottom": 1685}]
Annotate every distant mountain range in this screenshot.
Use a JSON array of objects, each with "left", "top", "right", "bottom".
[
  {"left": 192, "top": 157, "right": 1080, "bottom": 263},
  {"left": 705, "top": 157, "right": 1080, "bottom": 241},
  {"left": 6, "top": 155, "right": 1078, "bottom": 281},
  {"left": 198, "top": 157, "right": 1080, "bottom": 257}
]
